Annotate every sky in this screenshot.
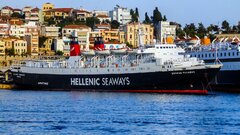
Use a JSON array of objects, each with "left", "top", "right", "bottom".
[{"left": 1, "top": 0, "right": 239, "bottom": 27}]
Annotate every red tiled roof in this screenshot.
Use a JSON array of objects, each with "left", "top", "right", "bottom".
[
  {"left": 51, "top": 8, "right": 73, "bottom": 13},
  {"left": 64, "top": 24, "right": 90, "bottom": 29},
  {"left": 31, "top": 7, "right": 40, "bottom": 12},
  {"left": 2, "top": 6, "right": 13, "bottom": 10},
  {"left": 77, "top": 10, "right": 90, "bottom": 14},
  {"left": 96, "top": 15, "right": 109, "bottom": 18},
  {"left": 13, "top": 9, "right": 22, "bottom": 11}
]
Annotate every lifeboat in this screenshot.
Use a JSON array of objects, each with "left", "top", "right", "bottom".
[
  {"left": 81, "top": 50, "right": 95, "bottom": 56},
  {"left": 111, "top": 48, "right": 127, "bottom": 54}
]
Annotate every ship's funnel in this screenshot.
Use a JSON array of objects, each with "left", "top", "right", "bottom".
[{"left": 70, "top": 31, "right": 81, "bottom": 56}]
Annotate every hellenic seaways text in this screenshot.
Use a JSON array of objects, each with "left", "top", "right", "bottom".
[{"left": 70, "top": 77, "right": 130, "bottom": 86}]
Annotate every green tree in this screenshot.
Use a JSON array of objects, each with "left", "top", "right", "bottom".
[
  {"left": 222, "top": 20, "right": 231, "bottom": 33},
  {"left": 197, "top": 23, "right": 207, "bottom": 38},
  {"left": 39, "top": 36, "right": 48, "bottom": 48},
  {"left": 163, "top": 15, "right": 167, "bottom": 21},
  {"left": 55, "top": 50, "right": 64, "bottom": 56},
  {"left": 143, "top": 12, "right": 151, "bottom": 24},
  {"left": 11, "top": 12, "right": 22, "bottom": 18},
  {"left": 5, "top": 48, "right": 15, "bottom": 56},
  {"left": 135, "top": 8, "right": 139, "bottom": 18},
  {"left": 45, "top": 17, "right": 56, "bottom": 26},
  {"left": 111, "top": 20, "right": 120, "bottom": 29},
  {"left": 86, "top": 17, "right": 100, "bottom": 29},
  {"left": 152, "top": 7, "right": 162, "bottom": 24},
  {"left": 184, "top": 23, "right": 197, "bottom": 37}
]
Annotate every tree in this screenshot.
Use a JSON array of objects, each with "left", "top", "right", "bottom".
[
  {"left": 152, "top": 7, "right": 162, "bottom": 24},
  {"left": 130, "top": 8, "right": 138, "bottom": 22},
  {"left": 5, "top": 48, "right": 15, "bottom": 56},
  {"left": 39, "top": 36, "right": 48, "bottom": 48},
  {"left": 222, "top": 20, "right": 231, "bottom": 33},
  {"left": 143, "top": 12, "right": 151, "bottom": 24},
  {"left": 45, "top": 17, "right": 56, "bottom": 26},
  {"left": 163, "top": 15, "right": 167, "bottom": 21},
  {"left": 197, "top": 23, "right": 207, "bottom": 38},
  {"left": 55, "top": 50, "right": 64, "bottom": 56},
  {"left": 232, "top": 25, "right": 238, "bottom": 33},
  {"left": 135, "top": 8, "right": 139, "bottom": 18},
  {"left": 11, "top": 12, "right": 22, "bottom": 18},
  {"left": 176, "top": 27, "right": 185, "bottom": 38},
  {"left": 184, "top": 23, "right": 197, "bottom": 37},
  {"left": 111, "top": 20, "right": 120, "bottom": 29},
  {"left": 86, "top": 17, "right": 100, "bottom": 29}
]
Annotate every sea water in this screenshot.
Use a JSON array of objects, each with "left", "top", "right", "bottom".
[{"left": 0, "top": 90, "right": 240, "bottom": 134}]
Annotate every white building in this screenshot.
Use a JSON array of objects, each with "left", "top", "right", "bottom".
[
  {"left": 109, "top": 5, "right": 131, "bottom": 25},
  {"left": 9, "top": 20, "right": 25, "bottom": 37},
  {"left": 41, "top": 25, "right": 60, "bottom": 38},
  {"left": 62, "top": 25, "right": 91, "bottom": 49},
  {"left": 54, "top": 38, "right": 70, "bottom": 56},
  {"left": 0, "top": 22, "right": 10, "bottom": 37},
  {"left": 157, "top": 21, "right": 177, "bottom": 43},
  {"left": 1, "top": 6, "right": 13, "bottom": 16}
]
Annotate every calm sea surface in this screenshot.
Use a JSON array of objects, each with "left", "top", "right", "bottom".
[{"left": 0, "top": 90, "right": 240, "bottom": 135}]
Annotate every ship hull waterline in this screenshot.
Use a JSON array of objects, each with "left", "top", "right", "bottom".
[{"left": 11, "top": 68, "right": 220, "bottom": 94}]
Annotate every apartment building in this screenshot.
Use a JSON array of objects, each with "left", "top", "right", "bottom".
[
  {"left": 109, "top": 5, "right": 131, "bottom": 25},
  {"left": 25, "top": 22, "right": 39, "bottom": 56},
  {"left": 13, "top": 39, "right": 27, "bottom": 55},
  {"left": 1, "top": 6, "right": 13, "bottom": 16},
  {"left": 0, "top": 40, "right": 5, "bottom": 56},
  {"left": 123, "top": 22, "right": 154, "bottom": 48}
]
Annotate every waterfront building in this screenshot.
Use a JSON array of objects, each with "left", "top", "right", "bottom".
[
  {"left": 62, "top": 24, "right": 91, "bottom": 49},
  {"left": 13, "top": 38, "right": 27, "bottom": 55},
  {"left": 76, "top": 8, "right": 92, "bottom": 21},
  {"left": 42, "top": 3, "right": 55, "bottom": 19},
  {"left": 24, "top": 22, "right": 39, "bottom": 56},
  {"left": 0, "top": 40, "right": 5, "bottom": 56},
  {"left": 109, "top": 5, "right": 131, "bottom": 25},
  {"left": 156, "top": 21, "right": 177, "bottom": 44},
  {"left": 123, "top": 22, "right": 153, "bottom": 48},
  {"left": 2, "top": 38, "right": 14, "bottom": 50},
  {"left": 9, "top": 19, "right": 25, "bottom": 37},
  {"left": 0, "top": 22, "right": 10, "bottom": 37},
  {"left": 1, "top": 6, "right": 13, "bottom": 16}
]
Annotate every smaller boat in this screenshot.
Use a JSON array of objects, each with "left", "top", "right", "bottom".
[
  {"left": 111, "top": 48, "right": 127, "bottom": 54},
  {"left": 81, "top": 50, "right": 95, "bottom": 55}
]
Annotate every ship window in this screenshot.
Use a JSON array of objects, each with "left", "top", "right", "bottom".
[
  {"left": 233, "top": 52, "right": 235, "bottom": 56},
  {"left": 209, "top": 53, "right": 211, "bottom": 57},
  {"left": 220, "top": 53, "right": 222, "bottom": 57},
  {"left": 201, "top": 54, "right": 204, "bottom": 58},
  {"left": 205, "top": 54, "right": 207, "bottom": 57},
  {"left": 160, "top": 47, "right": 162, "bottom": 49},
  {"left": 156, "top": 47, "right": 159, "bottom": 49},
  {"left": 224, "top": 52, "right": 226, "bottom": 56},
  {"left": 228, "top": 52, "right": 231, "bottom": 56},
  {"left": 213, "top": 53, "right": 215, "bottom": 57}
]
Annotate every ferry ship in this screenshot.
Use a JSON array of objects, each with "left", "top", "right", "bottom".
[
  {"left": 184, "top": 37, "right": 240, "bottom": 90},
  {"left": 10, "top": 32, "right": 221, "bottom": 94}
]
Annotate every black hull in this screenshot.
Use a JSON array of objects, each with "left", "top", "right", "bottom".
[
  {"left": 11, "top": 68, "right": 220, "bottom": 94},
  {"left": 13, "top": 68, "right": 219, "bottom": 94}
]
